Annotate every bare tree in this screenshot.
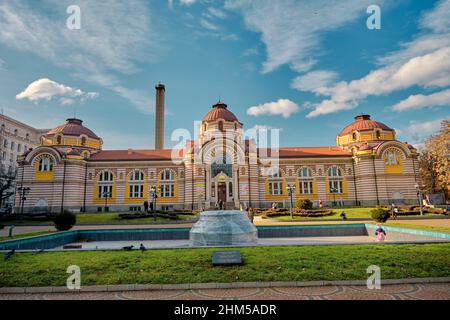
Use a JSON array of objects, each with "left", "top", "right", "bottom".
[
  {"left": 0, "top": 165, "right": 17, "bottom": 208},
  {"left": 419, "top": 120, "right": 450, "bottom": 200}
]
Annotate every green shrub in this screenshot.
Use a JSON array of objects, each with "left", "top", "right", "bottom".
[
  {"left": 370, "top": 208, "right": 390, "bottom": 222},
  {"left": 54, "top": 210, "right": 77, "bottom": 231},
  {"left": 296, "top": 199, "right": 313, "bottom": 210}
]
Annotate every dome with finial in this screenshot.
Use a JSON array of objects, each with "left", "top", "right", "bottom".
[
  {"left": 337, "top": 114, "right": 396, "bottom": 148},
  {"left": 42, "top": 118, "right": 102, "bottom": 150},
  {"left": 203, "top": 101, "right": 239, "bottom": 122}
]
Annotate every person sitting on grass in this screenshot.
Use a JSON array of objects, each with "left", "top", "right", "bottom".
[
  {"left": 340, "top": 212, "right": 347, "bottom": 220},
  {"left": 375, "top": 224, "right": 387, "bottom": 242}
]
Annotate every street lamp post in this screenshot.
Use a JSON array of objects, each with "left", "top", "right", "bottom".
[
  {"left": 103, "top": 191, "right": 111, "bottom": 212},
  {"left": 16, "top": 187, "right": 31, "bottom": 216},
  {"left": 415, "top": 184, "right": 423, "bottom": 216},
  {"left": 151, "top": 186, "right": 158, "bottom": 221},
  {"left": 287, "top": 184, "right": 296, "bottom": 220},
  {"left": 330, "top": 187, "right": 338, "bottom": 208}
]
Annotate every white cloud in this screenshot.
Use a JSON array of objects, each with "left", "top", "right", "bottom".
[
  {"left": 0, "top": 0, "right": 160, "bottom": 114},
  {"left": 207, "top": 7, "right": 227, "bottom": 19},
  {"left": 247, "top": 99, "right": 300, "bottom": 118},
  {"left": 420, "top": 0, "right": 450, "bottom": 33},
  {"left": 200, "top": 18, "right": 219, "bottom": 31},
  {"left": 405, "top": 119, "right": 445, "bottom": 144},
  {"left": 180, "top": 0, "right": 196, "bottom": 6},
  {"left": 392, "top": 89, "right": 450, "bottom": 112},
  {"left": 225, "top": 0, "right": 383, "bottom": 74},
  {"left": 16, "top": 78, "right": 98, "bottom": 105},
  {"left": 242, "top": 47, "right": 258, "bottom": 57},
  {"left": 291, "top": 70, "right": 338, "bottom": 92},
  {"left": 0, "top": 58, "right": 5, "bottom": 70},
  {"left": 304, "top": 0, "right": 450, "bottom": 117}
]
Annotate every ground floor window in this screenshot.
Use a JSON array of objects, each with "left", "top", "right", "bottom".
[
  {"left": 269, "top": 181, "right": 283, "bottom": 195},
  {"left": 329, "top": 180, "right": 343, "bottom": 194},
  {"left": 98, "top": 185, "right": 113, "bottom": 198},
  {"left": 161, "top": 184, "right": 175, "bottom": 197},
  {"left": 299, "top": 181, "right": 313, "bottom": 194},
  {"left": 129, "top": 184, "right": 144, "bottom": 198}
]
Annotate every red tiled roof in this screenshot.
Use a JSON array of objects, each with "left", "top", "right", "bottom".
[
  {"left": 258, "top": 147, "right": 351, "bottom": 158},
  {"left": 203, "top": 101, "right": 239, "bottom": 122},
  {"left": 89, "top": 149, "right": 184, "bottom": 161},
  {"left": 339, "top": 114, "right": 394, "bottom": 136},
  {"left": 46, "top": 118, "right": 100, "bottom": 139}
]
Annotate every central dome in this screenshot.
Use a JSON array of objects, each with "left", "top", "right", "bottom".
[{"left": 203, "top": 101, "right": 239, "bottom": 122}]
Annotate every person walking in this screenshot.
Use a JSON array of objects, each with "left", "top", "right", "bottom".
[
  {"left": 390, "top": 203, "right": 395, "bottom": 219},
  {"left": 149, "top": 201, "right": 154, "bottom": 213},
  {"left": 393, "top": 207, "right": 398, "bottom": 220},
  {"left": 375, "top": 224, "right": 387, "bottom": 242}
]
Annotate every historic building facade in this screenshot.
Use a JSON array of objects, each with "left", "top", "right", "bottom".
[
  {"left": 0, "top": 114, "right": 48, "bottom": 208},
  {"left": 15, "top": 102, "right": 419, "bottom": 213}
]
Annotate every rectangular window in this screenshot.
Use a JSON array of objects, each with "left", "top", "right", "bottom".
[
  {"left": 269, "top": 182, "right": 283, "bottom": 195},
  {"left": 161, "top": 184, "right": 175, "bottom": 197},
  {"left": 300, "top": 181, "right": 313, "bottom": 194},
  {"left": 129, "top": 184, "right": 144, "bottom": 198},
  {"left": 99, "top": 185, "right": 113, "bottom": 198},
  {"left": 329, "top": 180, "right": 343, "bottom": 194}
]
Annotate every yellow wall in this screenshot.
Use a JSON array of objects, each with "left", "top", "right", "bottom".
[
  {"left": 34, "top": 161, "right": 54, "bottom": 181},
  {"left": 296, "top": 178, "right": 318, "bottom": 200},
  {"left": 264, "top": 177, "right": 288, "bottom": 201},
  {"left": 124, "top": 182, "right": 149, "bottom": 204},
  {"left": 93, "top": 183, "right": 117, "bottom": 205},
  {"left": 325, "top": 179, "right": 348, "bottom": 200},
  {"left": 384, "top": 158, "right": 403, "bottom": 174}
]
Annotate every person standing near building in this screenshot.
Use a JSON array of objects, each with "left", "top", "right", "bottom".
[{"left": 143, "top": 201, "right": 149, "bottom": 213}]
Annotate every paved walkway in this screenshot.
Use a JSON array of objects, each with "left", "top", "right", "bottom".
[{"left": 1, "top": 283, "right": 449, "bottom": 300}]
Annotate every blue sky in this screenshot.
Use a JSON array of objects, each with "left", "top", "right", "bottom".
[{"left": 0, "top": 0, "right": 449, "bottom": 150}]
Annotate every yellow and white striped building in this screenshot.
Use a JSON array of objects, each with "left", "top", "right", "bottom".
[{"left": 16, "top": 104, "right": 419, "bottom": 213}]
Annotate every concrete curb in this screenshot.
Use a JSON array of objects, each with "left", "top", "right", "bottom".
[{"left": 1, "top": 277, "right": 449, "bottom": 294}]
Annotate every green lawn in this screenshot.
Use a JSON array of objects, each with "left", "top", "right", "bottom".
[
  {"left": 1, "top": 243, "right": 449, "bottom": 287},
  {"left": 271, "top": 207, "right": 442, "bottom": 221},
  {"left": 0, "top": 231, "right": 55, "bottom": 242},
  {"left": 1, "top": 212, "right": 198, "bottom": 226}
]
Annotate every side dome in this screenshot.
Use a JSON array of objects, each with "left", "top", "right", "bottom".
[
  {"left": 337, "top": 114, "right": 396, "bottom": 148},
  {"left": 42, "top": 118, "right": 103, "bottom": 150},
  {"left": 203, "top": 101, "right": 239, "bottom": 122}
]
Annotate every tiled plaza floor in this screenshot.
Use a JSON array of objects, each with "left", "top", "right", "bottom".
[{"left": 1, "top": 283, "right": 449, "bottom": 300}]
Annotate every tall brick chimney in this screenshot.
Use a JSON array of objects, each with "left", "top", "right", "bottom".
[{"left": 155, "top": 83, "right": 165, "bottom": 150}]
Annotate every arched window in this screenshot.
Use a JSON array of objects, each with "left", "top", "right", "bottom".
[
  {"left": 129, "top": 170, "right": 144, "bottom": 198},
  {"left": 98, "top": 171, "right": 114, "bottom": 199},
  {"left": 328, "top": 166, "right": 343, "bottom": 194},
  {"left": 160, "top": 169, "right": 175, "bottom": 198},
  {"left": 268, "top": 168, "right": 283, "bottom": 195},
  {"left": 56, "top": 135, "right": 62, "bottom": 145},
  {"left": 38, "top": 156, "right": 53, "bottom": 172},
  {"left": 229, "top": 182, "right": 233, "bottom": 197},
  {"left": 352, "top": 132, "right": 357, "bottom": 141},
  {"left": 375, "top": 130, "right": 382, "bottom": 140},
  {"left": 298, "top": 167, "right": 313, "bottom": 194},
  {"left": 203, "top": 123, "right": 207, "bottom": 132},
  {"left": 218, "top": 121, "right": 224, "bottom": 132},
  {"left": 81, "top": 136, "right": 87, "bottom": 146}
]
